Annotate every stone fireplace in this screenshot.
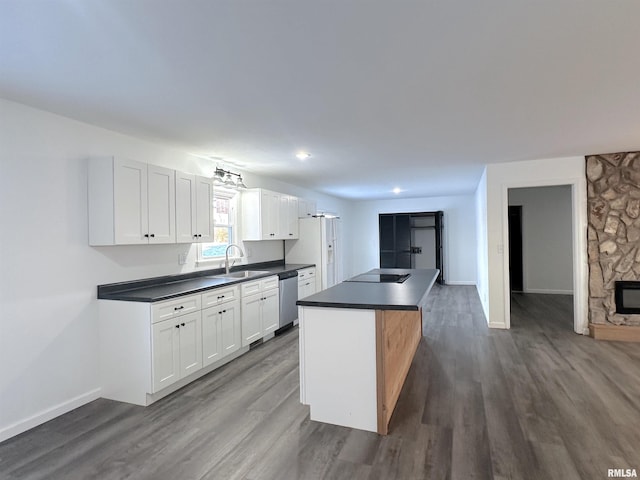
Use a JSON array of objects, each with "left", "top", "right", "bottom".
[{"left": 586, "top": 151, "right": 640, "bottom": 327}]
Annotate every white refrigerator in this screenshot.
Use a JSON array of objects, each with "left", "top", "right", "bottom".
[{"left": 285, "top": 216, "right": 342, "bottom": 292}]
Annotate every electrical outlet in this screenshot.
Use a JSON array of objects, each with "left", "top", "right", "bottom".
[{"left": 178, "top": 252, "right": 188, "bottom": 265}]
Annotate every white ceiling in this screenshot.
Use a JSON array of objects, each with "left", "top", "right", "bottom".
[{"left": 2, "top": 1, "right": 640, "bottom": 200}]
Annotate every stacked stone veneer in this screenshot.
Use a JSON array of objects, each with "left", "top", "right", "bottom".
[{"left": 587, "top": 152, "right": 640, "bottom": 326}]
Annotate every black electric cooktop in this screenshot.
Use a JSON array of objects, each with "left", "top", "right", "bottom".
[{"left": 345, "top": 273, "right": 411, "bottom": 284}]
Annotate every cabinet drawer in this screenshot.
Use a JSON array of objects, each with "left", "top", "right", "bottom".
[
  {"left": 241, "top": 280, "right": 262, "bottom": 296},
  {"left": 201, "top": 285, "right": 239, "bottom": 308},
  {"left": 298, "top": 267, "right": 315, "bottom": 280},
  {"left": 152, "top": 294, "right": 201, "bottom": 323},
  {"left": 261, "top": 276, "right": 279, "bottom": 291}
]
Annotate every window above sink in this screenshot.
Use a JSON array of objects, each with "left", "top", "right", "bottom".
[{"left": 198, "top": 189, "right": 238, "bottom": 264}]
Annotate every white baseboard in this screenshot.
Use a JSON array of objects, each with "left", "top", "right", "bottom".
[
  {"left": 0, "top": 388, "right": 101, "bottom": 443},
  {"left": 488, "top": 321, "right": 508, "bottom": 329},
  {"left": 445, "top": 281, "right": 476, "bottom": 286},
  {"left": 523, "top": 289, "right": 573, "bottom": 295}
]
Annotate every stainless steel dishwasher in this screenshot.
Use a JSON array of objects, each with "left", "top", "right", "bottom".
[{"left": 277, "top": 270, "right": 299, "bottom": 331}]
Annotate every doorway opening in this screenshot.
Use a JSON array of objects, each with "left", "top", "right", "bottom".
[
  {"left": 378, "top": 211, "right": 444, "bottom": 284},
  {"left": 507, "top": 186, "right": 574, "bottom": 330},
  {"left": 508, "top": 205, "right": 524, "bottom": 292}
]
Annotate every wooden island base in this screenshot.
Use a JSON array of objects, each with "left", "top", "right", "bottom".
[
  {"left": 297, "top": 268, "right": 438, "bottom": 435},
  {"left": 299, "top": 306, "right": 423, "bottom": 435},
  {"left": 375, "top": 309, "right": 422, "bottom": 435}
]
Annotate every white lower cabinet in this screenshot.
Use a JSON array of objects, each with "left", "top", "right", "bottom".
[
  {"left": 177, "top": 312, "right": 203, "bottom": 377},
  {"left": 298, "top": 267, "right": 317, "bottom": 299},
  {"left": 241, "top": 276, "right": 280, "bottom": 346},
  {"left": 151, "top": 316, "right": 180, "bottom": 392},
  {"left": 151, "top": 310, "right": 202, "bottom": 393},
  {"left": 202, "top": 298, "right": 241, "bottom": 366},
  {"left": 99, "top": 274, "right": 282, "bottom": 407},
  {"left": 241, "top": 293, "right": 263, "bottom": 346},
  {"left": 262, "top": 289, "right": 280, "bottom": 335}
]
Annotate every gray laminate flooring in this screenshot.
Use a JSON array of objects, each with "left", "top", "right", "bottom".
[{"left": 1, "top": 286, "right": 639, "bottom": 479}]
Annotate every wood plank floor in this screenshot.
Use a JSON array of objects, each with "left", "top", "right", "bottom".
[{"left": 2, "top": 286, "right": 639, "bottom": 479}]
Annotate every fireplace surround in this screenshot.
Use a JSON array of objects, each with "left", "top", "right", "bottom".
[{"left": 586, "top": 151, "right": 640, "bottom": 327}]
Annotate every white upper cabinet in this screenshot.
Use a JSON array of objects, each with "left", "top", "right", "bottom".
[
  {"left": 287, "top": 196, "right": 299, "bottom": 239},
  {"left": 279, "top": 195, "right": 299, "bottom": 239},
  {"left": 242, "top": 188, "right": 278, "bottom": 240},
  {"left": 298, "top": 198, "right": 317, "bottom": 219},
  {"left": 89, "top": 157, "right": 176, "bottom": 246},
  {"left": 261, "top": 190, "right": 281, "bottom": 240},
  {"left": 112, "top": 158, "right": 148, "bottom": 245},
  {"left": 175, "top": 172, "right": 214, "bottom": 243},
  {"left": 147, "top": 164, "right": 176, "bottom": 244},
  {"left": 195, "top": 176, "right": 214, "bottom": 242},
  {"left": 175, "top": 172, "right": 196, "bottom": 243},
  {"left": 241, "top": 188, "right": 299, "bottom": 241}
]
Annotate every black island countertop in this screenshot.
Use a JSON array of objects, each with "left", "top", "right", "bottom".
[
  {"left": 297, "top": 268, "right": 439, "bottom": 311},
  {"left": 98, "top": 261, "right": 314, "bottom": 302}
]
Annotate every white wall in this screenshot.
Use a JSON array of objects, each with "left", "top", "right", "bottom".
[
  {"left": 485, "top": 156, "right": 588, "bottom": 331},
  {"left": 350, "top": 194, "right": 477, "bottom": 285},
  {"left": 474, "top": 168, "right": 489, "bottom": 319},
  {"left": 508, "top": 185, "right": 573, "bottom": 294},
  {"left": 0, "top": 98, "right": 353, "bottom": 441}
]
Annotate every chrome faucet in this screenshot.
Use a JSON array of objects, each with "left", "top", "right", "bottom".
[{"left": 224, "top": 244, "right": 245, "bottom": 274}]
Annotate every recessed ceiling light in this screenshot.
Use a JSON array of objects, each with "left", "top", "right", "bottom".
[
  {"left": 296, "top": 152, "right": 311, "bottom": 160},
  {"left": 392, "top": 187, "right": 402, "bottom": 194}
]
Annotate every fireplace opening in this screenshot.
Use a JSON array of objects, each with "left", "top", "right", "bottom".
[{"left": 614, "top": 281, "right": 640, "bottom": 314}]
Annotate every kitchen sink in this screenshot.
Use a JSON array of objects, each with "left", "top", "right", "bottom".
[{"left": 213, "top": 270, "right": 271, "bottom": 280}]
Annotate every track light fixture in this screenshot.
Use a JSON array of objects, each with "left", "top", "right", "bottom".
[{"left": 213, "top": 167, "right": 247, "bottom": 190}]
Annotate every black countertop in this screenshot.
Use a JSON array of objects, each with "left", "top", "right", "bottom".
[
  {"left": 297, "top": 268, "right": 439, "bottom": 311},
  {"left": 98, "top": 261, "right": 314, "bottom": 302}
]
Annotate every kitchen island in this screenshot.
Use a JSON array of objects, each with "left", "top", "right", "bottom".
[{"left": 297, "top": 268, "right": 438, "bottom": 435}]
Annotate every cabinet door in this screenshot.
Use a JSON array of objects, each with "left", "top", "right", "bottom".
[
  {"left": 202, "top": 307, "right": 222, "bottom": 367},
  {"left": 261, "top": 191, "right": 280, "bottom": 239},
  {"left": 175, "top": 172, "right": 197, "bottom": 243},
  {"left": 220, "top": 299, "right": 241, "bottom": 356},
  {"left": 395, "top": 214, "right": 412, "bottom": 268},
  {"left": 241, "top": 293, "right": 262, "bottom": 346},
  {"left": 298, "top": 280, "right": 313, "bottom": 300},
  {"left": 278, "top": 195, "right": 289, "bottom": 239},
  {"left": 177, "top": 311, "right": 202, "bottom": 377},
  {"left": 298, "top": 198, "right": 317, "bottom": 218},
  {"left": 114, "top": 158, "right": 148, "bottom": 245},
  {"left": 287, "top": 196, "right": 299, "bottom": 239},
  {"left": 379, "top": 214, "right": 395, "bottom": 267},
  {"left": 152, "top": 318, "right": 180, "bottom": 392},
  {"left": 298, "top": 198, "right": 308, "bottom": 219},
  {"left": 147, "top": 165, "right": 176, "bottom": 244},
  {"left": 195, "top": 176, "right": 214, "bottom": 242},
  {"left": 262, "top": 288, "right": 280, "bottom": 335}
]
